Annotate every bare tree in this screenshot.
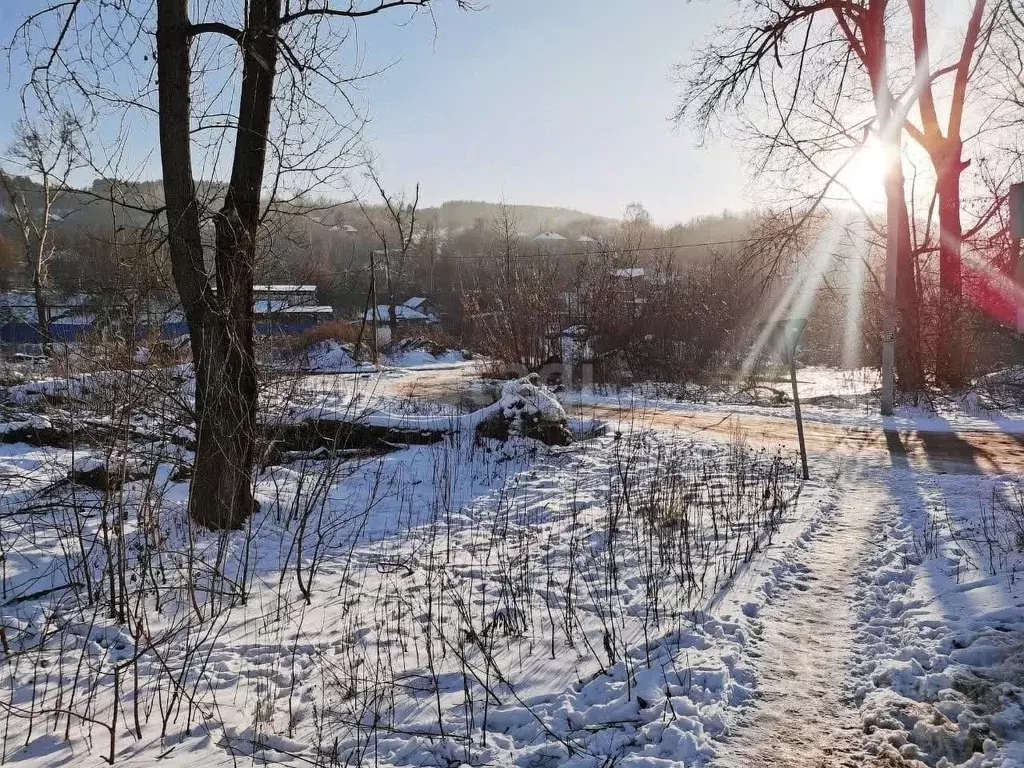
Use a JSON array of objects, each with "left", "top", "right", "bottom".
[
  {"left": 0, "top": 113, "right": 80, "bottom": 349},
  {"left": 361, "top": 168, "right": 420, "bottom": 335},
  {"left": 677, "top": 0, "right": 932, "bottom": 391},
  {"left": 904, "top": 0, "right": 1000, "bottom": 385},
  {"left": 679, "top": 0, "right": 1016, "bottom": 392},
  {"left": 18, "top": 0, "right": 468, "bottom": 529}
]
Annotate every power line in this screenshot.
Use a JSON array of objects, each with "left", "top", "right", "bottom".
[{"left": 390, "top": 230, "right": 1008, "bottom": 264}]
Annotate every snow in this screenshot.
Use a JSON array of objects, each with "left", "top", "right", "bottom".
[
  {"left": 387, "top": 347, "right": 465, "bottom": 366},
  {"left": 281, "top": 375, "right": 568, "bottom": 438},
  {"left": 0, "top": 413, "right": 52, "bottom": 435},
  {"left": 613, "top": 267, "right": 646, "bottom": 279},
  {"left": 0, "top": 365, "right": 827, "bottom": 766},
  {"left": 293, "top": 339, "right": 468, "bottom": 373},
  {"left": 3, "top": 362, "right": 1024, "bottom": 764},
  {"left": 253, "top": 284, "right": 317, "bottom": 293},
  {"left": 3, "top": 370, "right": 118, "bottom": 404},
  {"left": 844, "top": 465, "right": 1024, "bottom": 766},
  {"left": 363, "top": 304, "right": 434, "bottom": 322},
  {"left": 299, "top": 339, "right": 375, "bottom": 373}
]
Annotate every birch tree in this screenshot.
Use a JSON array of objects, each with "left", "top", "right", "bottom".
[{"left": 0, "top": 114, "right": 80, "bottom": 350}]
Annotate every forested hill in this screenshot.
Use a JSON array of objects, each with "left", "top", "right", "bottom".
[
  {"left": 420, "top": 200, "right": 614, "bottom": 233},
  {"left": 0, "top": 174, "right": 614, "bottom": 235}
]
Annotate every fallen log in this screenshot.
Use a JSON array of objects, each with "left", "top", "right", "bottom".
[
  {"left": 262, "top": 419, "right": 445, "bottom": 453},
  {"left": 265, "top": 375, "right": 573, "bottom": 453},
  {"left": 68, "top": 455, "right": 149, "bottom": 491}
]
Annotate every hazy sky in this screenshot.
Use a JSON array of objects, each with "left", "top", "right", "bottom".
[{"left": 0, "top": 1, "right": 746, "bottom": 225}]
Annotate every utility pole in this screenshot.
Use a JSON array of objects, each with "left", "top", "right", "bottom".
[
  {"left": 781, "top": 319, "right": 809, "bottom": 480},
  {"left": 880, "top": 155, "right": 902, "bottom": 416},
  {"left": 789, "top": 350, "right": 809, "bottom": 481}
]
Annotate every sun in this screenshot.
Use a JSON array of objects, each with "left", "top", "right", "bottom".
[{"left": 835, "top": 140, "right": 898, "bottom": 211}]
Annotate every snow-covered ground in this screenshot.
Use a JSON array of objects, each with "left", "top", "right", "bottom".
[
  {"left": 289, "top": 338, "right": 472, "bottom": 374},
  {"left": 0, "top": 415, "right": 822, "bottom": 767},
  {"left": 849, "top": 462, "right": 1024, "bottom": 767},
  {"left": 2, "top": 362, "right": 1024, "bottom": 766}
]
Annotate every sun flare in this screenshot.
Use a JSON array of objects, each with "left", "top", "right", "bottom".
[{"left": 836, "top": 141, "right": 899, "bottom": 211}]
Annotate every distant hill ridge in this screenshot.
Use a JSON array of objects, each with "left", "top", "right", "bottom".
[{"left": 0, "top": 173, "right": 616, "bottom": 235}]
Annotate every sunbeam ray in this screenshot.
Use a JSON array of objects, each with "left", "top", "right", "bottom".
[{"left": 737, "top": 219, "right": 843, "bottom": 383}]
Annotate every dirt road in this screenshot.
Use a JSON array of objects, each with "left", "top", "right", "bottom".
[{"left": 578, "top": 402, "right": 1024, "bottom": 475}]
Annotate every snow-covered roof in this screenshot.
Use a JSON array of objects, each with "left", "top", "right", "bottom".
[
  {"left": 403, "top": 296, "right": 430, "bottom": 309},
  {"left": 363, "top": 304, "right": 433, "bottom": 322},
  {"left": 534, "top": 231, "right": 567, "bottom": 241},
  {"left": 612, "top": 268, "right": 645, "bottom": 279},
  {"left": 277, "top": 305, "right": 333, "bottom": 315},
  {"left": 255, "top": 298, "right": 331, "bottom": 314},
  {"left": 253, "top": 284, "right": 317, "bottom": 293},
  {"left": 577, "top": 235, "right": 597, "bottom": 243}
]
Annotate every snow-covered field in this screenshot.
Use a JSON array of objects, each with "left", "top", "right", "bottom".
[
  {"left": 0, "top": 419, "right": 815, "bottom": 766},
  {"left": 2, "top": 362, "right": 1024, "bottom": 766}
]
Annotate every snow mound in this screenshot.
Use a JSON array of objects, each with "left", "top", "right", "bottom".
[
  {"left": 979, "top": 366, "right": 1024, "bottom": 388},
  {"left": 483, "top": 374, "right": 573, "bottom": 442},
  {"left": 301, "top": 340, "right": 371, "bottom": 373},
  {"left": 384, "top": 337, "right": 469, "bottom": 367},
  {"left": 284, "top": 375, "right": 572, "bottom": 445}
]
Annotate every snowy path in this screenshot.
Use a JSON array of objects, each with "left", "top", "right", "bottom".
[
  {"left": 713, "top": 476, "right": 880, "bottom": 767},
  {"left": 712, "top": 454, "right": 1024, "bottom": 767}
]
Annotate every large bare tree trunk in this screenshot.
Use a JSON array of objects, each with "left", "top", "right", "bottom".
[
  {"left": 860, "top": 0, "right": 923, "bottom": 393},
  {"left": 907, "top": 0, "right": 986, "bottom": 388},
  {"left": 893, "top": 177, "right": 923, "bottom": 392},
  {"left": 156, "top": 0, "right": 279, "bottom": 529},
  {"left": 936, "top": 144, "right": 967, "bottom": 386}
]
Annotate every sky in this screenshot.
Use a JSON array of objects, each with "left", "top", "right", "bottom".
[{"left": 0, "top": 1, "right": 747, "bottom": 226}]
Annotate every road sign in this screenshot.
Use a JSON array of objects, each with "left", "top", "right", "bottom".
[{"left": 760, "top": 318, "right": 807, "bottom": 366}]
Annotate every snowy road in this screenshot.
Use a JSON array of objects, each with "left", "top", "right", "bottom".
[{"left": 579, "top": 403, "right": 1024, "bottom": 475}]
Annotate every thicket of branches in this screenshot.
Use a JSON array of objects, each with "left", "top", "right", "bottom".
[{"left": 675, "top": 0, "right": 1024, "bottom": 393}]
